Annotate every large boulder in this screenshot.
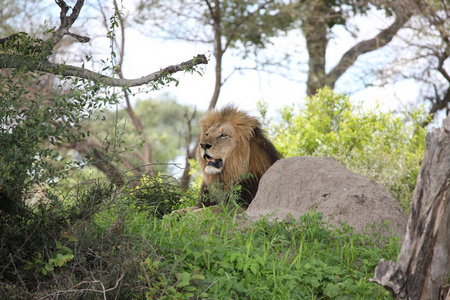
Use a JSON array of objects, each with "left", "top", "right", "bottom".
[{"left": 245, "top": 156, "right": 407, "bottom": 237}]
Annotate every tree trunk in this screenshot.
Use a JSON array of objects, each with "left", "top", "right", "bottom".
[
  {"left": 180, "top": 0, "right": 224, "bottom": 188},
  {"left": 303, "top": 2, "right": 328, "bottom": 96},
  {"left": 180, "top": 108, "right": 197, "bottom": 190},
  {"left": 371, "top": 116, "right": 450, "bottom": 299},
  {"left": 208, "top": 0, "right": 223, "bottom": 111}
]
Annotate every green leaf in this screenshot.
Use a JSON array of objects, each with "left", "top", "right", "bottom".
[
  {"left": 250, "top": 263, "right": 260, "bottom": 275},
  {"left": 176, "top": 272, "right": 191, "bottom": 287},
  {"left": 324, "top": 283, "right": 340, "bottom": 297},
  {"left": 176, "top": 281, "right": 190, "bottom": 288},
  {"left": 61, "top": 234, "right": 79, "bottom": 242},
  {"left": 191, "top": 274, "right": 205, "bottom": 280}
]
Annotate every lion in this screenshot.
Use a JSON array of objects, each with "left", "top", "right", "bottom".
[{"left": 190, "top": 105, "right": 282, "bottom": 212}]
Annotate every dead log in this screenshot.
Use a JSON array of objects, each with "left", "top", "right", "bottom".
[{"left": 371, "top": 116, "right": 450, "bottom": 299}]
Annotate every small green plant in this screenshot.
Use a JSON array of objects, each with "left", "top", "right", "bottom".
[
  {"left": 128, "top": 174, "right": 183, "bottom": 218},
  {"left": 141, "top": 258, "right": 207, "bottom": 300},
  {"left": 26, "top": 241, "right": 74, "bottom": 276},
  {"left": 1, "top": 178, "right": 401, "bottom": 299}
]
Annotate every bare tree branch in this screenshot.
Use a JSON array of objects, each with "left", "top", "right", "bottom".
[
  {"left": 40, "top": 274, "right": 125, "bottom": 299},
  {"left": 438, "top": 57, "right": 450, "bottom": 83},
  {"left": 0, "top": 53, "right": 208, "bottom": 87},
  {"left": 180, "top": 107, "right": 197, "bottom": 189},
  {"left": 64, "top": 141, "right": 128, "bottom": 186},
  {"left": 51, "top": 0, "right": 90, "bottom": 47},
  {"left": 326, "top": 4, "right": 415, "bottom": 86},
  {"left": 424, "top": 87, "right": 450, "bottom": 126}
]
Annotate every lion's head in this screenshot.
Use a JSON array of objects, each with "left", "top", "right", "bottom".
[{"left": 197, "top": 105, "right": 282, "bottom": 207}]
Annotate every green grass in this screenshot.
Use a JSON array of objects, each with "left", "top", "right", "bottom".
[
  {"left": 1, "top": 185, "right": 400, "bottom": 299},
  {"left": 120, "top": 206, "right": 399, "bottom": 299}
]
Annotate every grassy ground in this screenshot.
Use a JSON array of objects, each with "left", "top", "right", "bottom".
[
  {"left": 1, "top": 187, "right": 400, "bottom": 299},
  {"left": 110, "top": 206, "right": 399, "bottom": 299}
]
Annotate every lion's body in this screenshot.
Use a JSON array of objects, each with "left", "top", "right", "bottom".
[{"left": 196, "top": 105, "right": 282, "bottom": 208}]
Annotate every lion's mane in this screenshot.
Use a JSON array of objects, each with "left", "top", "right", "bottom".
[{"left": 197, "top": 105, "right": 282, "bottom": 207}]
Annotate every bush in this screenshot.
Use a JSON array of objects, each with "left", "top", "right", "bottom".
[
  {"left": 0, "top": 184, "right": 99, "bottom": 298},
  {"left": 0, "top": 64, "right": 116, "bottom": 216},
  {"left": 0, "top": 180, "right": 140, "bottom": 299},
  {"left": 0, "top": 175, "right": 197, "bottom": 299},
  {"left": 126, "top": 174, "right": 184, "bottom": 218},
  {"left": 269, "top": 87, "right": 427, "bottom": 212}
]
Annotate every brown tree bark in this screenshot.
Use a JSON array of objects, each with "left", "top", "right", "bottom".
[
  {"left": 180, "top": 108, "right": 197, "bottom": 190},
  {"left": 303, "top": 1, "right": 328, "bottom": 96},
  {"left": 206, "top": 0, "right": 224, "bottom": 111},
  {"left": 301, "top": 0, "right": 414, "bottom": 96},
  {"left": 371, "top": 116, "right": 450, "bottom": 299}
]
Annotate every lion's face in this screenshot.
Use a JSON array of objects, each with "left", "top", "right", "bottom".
[
  {"left": 199, "top": 121, "right": 238, "bottom": 175},
  {"left": 195, "top": 105, "right": 282, "bottom": 207}
]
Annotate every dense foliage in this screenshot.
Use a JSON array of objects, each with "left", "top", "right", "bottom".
[
  {"left": 269, "top": 87, "right": 427, "bottom": 212},
  {"left": 131, "top": 209, "right": 399, "bottom": 299},
  {"left": 0, "top": 56, "right": 115, "bottom": 215}
]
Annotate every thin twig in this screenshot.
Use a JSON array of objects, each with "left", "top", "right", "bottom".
[{"left": 38, "top": 274, "right": 125, "bottom": 300}]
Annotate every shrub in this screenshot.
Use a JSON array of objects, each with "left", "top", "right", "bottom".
[
  {"left": 0, "top": 180, "right": 141, "bottom": 299},
  {"left": 0, "top": 66, "right": 116, "bottom": 216},
  {"left": 127, "top": 174, "right": 184, "bottom": 218},
  {"left": 0, "top": 187, "right": 94, "bottom": 298},
  {"left": 269, "top": 87, "right": 427, "bottom": 212}
]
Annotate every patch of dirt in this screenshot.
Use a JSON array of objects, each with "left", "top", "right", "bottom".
[{"left": 245, "top": 156, "right": 407, "bottom": 237}]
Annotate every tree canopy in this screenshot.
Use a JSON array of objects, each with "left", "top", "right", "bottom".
[{"left": 136, "top": 0, "right": 449, "bottom": 122}]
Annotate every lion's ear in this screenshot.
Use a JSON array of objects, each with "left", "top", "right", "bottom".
[
  {"left": 251, "top": 127, "right": 263, "bottom": 138},
  {"left": 236, "top": 119, "right": 261, "bottom": 140}
]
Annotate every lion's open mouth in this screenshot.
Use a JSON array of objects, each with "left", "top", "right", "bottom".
[{"left": 203, "top": 153, "right": 223, "bottom": 169}]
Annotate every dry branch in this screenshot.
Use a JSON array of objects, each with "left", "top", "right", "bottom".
[
  {"left": 327, "top": 3, "right": 415, "bottom": 86},
  {"left": 0, "top": 52, "right": 208, "bottom": 88}
]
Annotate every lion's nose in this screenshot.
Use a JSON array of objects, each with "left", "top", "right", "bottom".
[{"left": 200, "top": 143, "right": 212, "bottom": 150}]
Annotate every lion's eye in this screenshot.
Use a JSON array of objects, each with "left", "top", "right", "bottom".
[
  {"left": 205, "top": 133, "right": 209, "bottom": 137},
  {"left": 220, "top": 133, "right": 228, "bottom": 138}
]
